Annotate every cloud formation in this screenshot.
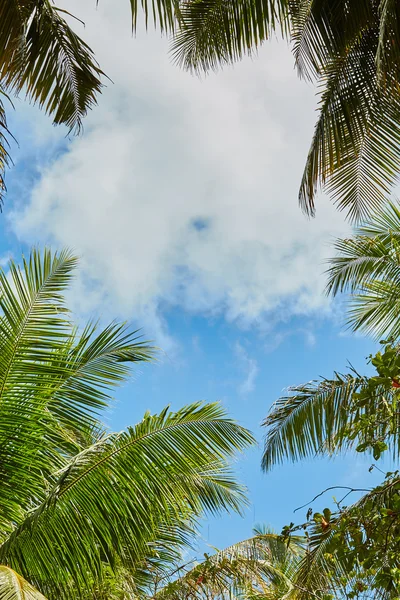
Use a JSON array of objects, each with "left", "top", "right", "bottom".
[
  {"left": 234, "top": 342, "right": 259, "bottom": 395},
  {"left": 10, "top": 0, "right": 349, "bottom": 342}
]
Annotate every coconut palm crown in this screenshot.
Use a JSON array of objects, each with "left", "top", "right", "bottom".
[{"left": 0, "top": 247, "right": 254, "bottom": 599}]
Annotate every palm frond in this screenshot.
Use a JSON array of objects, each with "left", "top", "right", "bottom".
[
  {"left": 377, "top": 0, "right": 400, "bottom": 86},
  {"left": 0, "top": 566, "right": 47, "bottom": 600},
  {"left": 2, "top": 1, "right": 104, "bottom": 133},
  {"left": 326, "top": 202, "right": 400, "bottom": 338},
  {"left": 0, "top": 248, "right": 78, "bottom": 538},
  {"left": 153, "top": 529, "right": 304, "bottom": 600},
  {"left": 0, "top": 248, "right": 155, "bottom": 546},
  {"left": 262, "top": 373, "right": 366, "bottom": 471},
  {"left": 345, "top": 279, "right": 400, "bottom": 340},
  {"left": 0, "top": 1, "right": 104, "bottom": 204},
  {"left": 289, "top": 527, "right": 346, "bottom": 599},
  {"left": 292, "top": 478, "right": 400, "bottom": 599},
  {"left": 0, "top": 0, "right": 28, "bottom": 71},
  {"left": 170, "top": 0, "right": 288, "bottom": 73},
  {"left": 290, "top": 0, "right": 375, "bottom": 79},
  {"left": 39, "top": 320, "right": 155, "bottom": 441},
  {"left": 326, "top": 93, "right": 400, "bottom": 223},
  {"left": 0, "top": 91, "right": 13, "bottom": 209},
  {"left": 98, "top": 0, "right": 179, "bottom": 32},
  {"left": 0, "top": 402, "right": 254, "bottom": 597},
  {"left": 298, "top": 23, "right": 400, "bottom": 222}
]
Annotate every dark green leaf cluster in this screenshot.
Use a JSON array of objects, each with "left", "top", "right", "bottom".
[
  {"left": 281, "top": 473, "right": 400, "bottom": 599},
  {"left": 0, "top": 0, "right": 105, "bottom": 206}
]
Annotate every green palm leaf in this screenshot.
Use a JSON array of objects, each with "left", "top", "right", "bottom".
[
  {"left": 263, "top": 367, "right": 400, "bottom": 470},
  {"left": 0, "top": 566, "right": 47, "bottom": 600},
  {"left": 290, "top": 0, "right": 375, "bottom": 79},
  {"left": 262, "top": 372, "right": 366, "bottom": 471},
  {"left": 326, "top": 201, "right": 400, "bottom": 338},
  {"left": 122, "top": 0, "right": 180, "bottom": 31},
  {"left": 291, "top": 478, "right": 400, "bottom": 599},
  {"left": 0, "top": 248, "right": 78, "bottom": 538},
  {"left": 0, "top": 91, "right": 12, "bottom": 204},
  {"left": 1, "top": 1, "right": 103, "bottom": 133},
  {"left": 0, "top": 1, "right": 103, "bottom": 204},
  {"left": 0, "top": 248, "right": 155, "bottom": 545},
  {"left": 0, "top": 402, "right": 254, "bottom": 597},
  {"left": 151, "top": 526, "right": 304, "bottom": 600},
  {"left": 298, "top": 24, "right": 400, "bottom": 222},
  {"left": 0, "top": 248, "right": 254, "bottom": 599},
  {"left": 376, "top": 0, "right": 400, "bottom": 86}
]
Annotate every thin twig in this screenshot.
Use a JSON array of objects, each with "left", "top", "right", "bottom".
[{"left": 294, "top": 486, "right": 371, "bottom": 513}]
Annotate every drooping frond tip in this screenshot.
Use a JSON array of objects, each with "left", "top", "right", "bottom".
[{"left": 170, "top": 0, "right": 289, "bottom": 74}]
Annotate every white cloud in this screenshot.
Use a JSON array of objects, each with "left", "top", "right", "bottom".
[
  {"left": 263, "top": 326, "right": 317, "bottom": 353},
  {"left": 234, "top": 342, "right": 259, "bottom": 395},
  {"left": 9, "top": 0, "right": 350, "bottom": 342}
]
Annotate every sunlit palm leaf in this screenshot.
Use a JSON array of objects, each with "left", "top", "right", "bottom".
[
  {"left": 153, "top": 527, "right": 304, "bottom": 600},
  {"left": 0, "top": 248, "right": 77, "bottom": 539},
  {"left": 347, "top": 280, "right": 400, "bottom": 339},
  {"left": 0, "top": 249, "right": 252, "bottom": 599},
  {"left": 289, "top": 527, "right": 346, "bottom": 599},
  {"left": 39, "top": 320, "right": 155, "bottom": 439},
  {"left": 327, "top": 201, "right": 400, "bottom": 338},
  {"left": 0, "top": 566, "right": 47, "bottom": 600},
  {"left": 0, "top": 402, "right": 254, "bottom": 597},
  {"left": 0, "top": 248, "right": 155, "bottom": 545},
  {"left": 263, "top": 357, "right": 400, "bottom": 475}
]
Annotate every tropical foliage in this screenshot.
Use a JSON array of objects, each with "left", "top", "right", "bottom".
[
  {"left": 78, "top": 525, "right": 305, "bottom": 600},
  {"left": 150, "top": 525, "right": 305, "bottom": 600},
  {"left": 2, "top": 1, "right": 400, "bottom": 221},
  {"left": 326, "top": 200, "right": 400, "bottom": 340},
  {"left": 0, "top": 0, "right": 104, "bottom": 200},
  {"left": 263, "top": 337, "right": 400, "bottom": 598},
  {"left": 173, "top": 0, "right": 400, "bottom": 222},
  {"left": 0, "top": 247, "right": 254, "bottom": 599}
]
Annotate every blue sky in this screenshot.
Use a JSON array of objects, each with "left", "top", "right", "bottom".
[{"left": 0, "top": 0, "right": 393, "bottom": 561}]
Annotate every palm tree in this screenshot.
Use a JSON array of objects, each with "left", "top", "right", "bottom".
[
  {"left": 0, "top": 0, "right": 186, "bottom": 204},
  {"left": 172, "top": 0, "right": 400, "bottom": 222},
  {"left": 0, "top": 247, "right": 254, "bottom": 599},
  {"left": 2, "top": 0, "right": 400, "bottom": 222},
  {"left": 151, "top": 525, "right": 304, "bottom": 600},
  {"left": 0, "top": 1, "right": 104, "bottom": 199},
  {"left": 325, "top": 200, "right": 400, "bottom": 340},
  {"left": 262, "top": 328, "right": 400, "bottom": 596},
  {"left": 80, "top": 525, "right": 305, "bottom": 600},
  {"left": 262, "top": 200, "right": 400, "bottom": 594}
]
